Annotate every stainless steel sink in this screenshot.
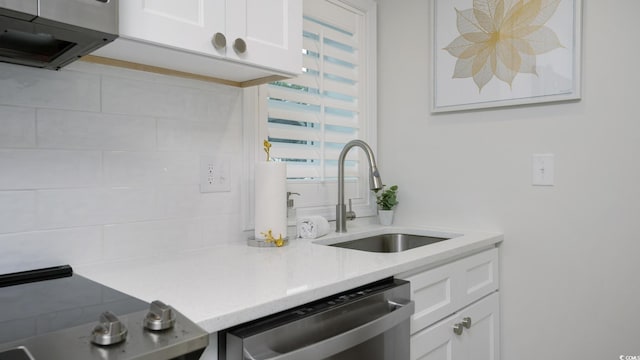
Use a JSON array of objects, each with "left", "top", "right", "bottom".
[{"left": 328, "top": 233, "right": 451, "bottom": 253}]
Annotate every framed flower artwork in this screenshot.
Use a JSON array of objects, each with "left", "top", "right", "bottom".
[{"left": 432, "top": 0, "right": 582, "bottom": 112}]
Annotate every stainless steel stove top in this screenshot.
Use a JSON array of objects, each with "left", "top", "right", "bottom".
[{"left": 0, "top": 266, "right": 208, "bottom": 360}]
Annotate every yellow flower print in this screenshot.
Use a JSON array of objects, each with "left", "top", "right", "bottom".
[{"left": 444, "top": 0, "right": 564, "bottom": 91}]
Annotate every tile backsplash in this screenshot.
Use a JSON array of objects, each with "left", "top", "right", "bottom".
[{"left": 0, "top": 61, "right": 244, "bottom": 273}]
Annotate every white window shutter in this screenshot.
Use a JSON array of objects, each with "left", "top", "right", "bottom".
[{"left": 255, "top": 0, "right": 377, "bottom": 219}]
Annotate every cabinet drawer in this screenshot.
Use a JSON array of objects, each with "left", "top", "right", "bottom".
[
  {"left": 399, "top": 248, "right": 499, "bottom": 334},
  {"left": 402, "top": 260, "right": 456, "bottom": 334},
  {"left": 457, "top": 247, "right": 499, "bottom": 308}
]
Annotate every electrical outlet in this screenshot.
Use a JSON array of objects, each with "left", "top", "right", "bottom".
[{"left": 200, "top": 155, "right": 231, "bottom": 193}]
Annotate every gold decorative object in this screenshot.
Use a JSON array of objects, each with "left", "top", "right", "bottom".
[
  {"left": 260, "top": 229, "right": 285, "bottom": 247},
  {"left": 263, "top": 140, "right": 272, "bottom": 161}
]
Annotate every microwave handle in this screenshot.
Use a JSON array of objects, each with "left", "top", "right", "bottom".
[{"left": 247, "top": 299, "right": 415, "bottom": 360}]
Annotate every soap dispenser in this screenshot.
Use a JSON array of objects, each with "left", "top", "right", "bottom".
[{"left": 287, "top": 192, "right": 300, "bottom": 227}]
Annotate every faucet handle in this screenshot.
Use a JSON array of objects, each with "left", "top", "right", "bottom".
[{"left": 346, "top": 198, "right": 360, "bottom": 221}]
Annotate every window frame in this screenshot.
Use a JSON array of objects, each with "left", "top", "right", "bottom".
[{"left": 242, "top": 0, "right": 377, "bottom": 230}]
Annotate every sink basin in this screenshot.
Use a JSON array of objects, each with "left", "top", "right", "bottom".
[{"left": 328, "top": 233, "right": 451, "bottom": 253}]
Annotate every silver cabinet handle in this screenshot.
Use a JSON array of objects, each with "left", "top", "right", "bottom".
[
  {"left": 453, "top": 317, "right": 472, "bottom": 335},
  {"left": 233, "top": 38, "right": 247, "bottom": 54},
  {"left": 250, "top": 299, "right": 415, "bottom": 360},
  {"left": 461, "top": 316, "right": 472, "bottom": 329},
  {"left": 212, "top": 32, "right": 227, "bottom": 49}
]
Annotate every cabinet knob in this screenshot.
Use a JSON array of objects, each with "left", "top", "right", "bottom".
[
  {"left": 453, "top": 323, "right": 464, "bottom": 335},
  {"left": 461, "top": 317, "right": 472, "bottom": 329},
  {"left": 233, "top": 38, "right": 247, "bottom": 54},
  {"left": 212, "top": 32, "right": 227, "bottom": 49}
]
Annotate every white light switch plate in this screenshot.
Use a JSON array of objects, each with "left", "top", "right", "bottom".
[{"left": 532, "top": 154, "right": 554, "bottom": 186}]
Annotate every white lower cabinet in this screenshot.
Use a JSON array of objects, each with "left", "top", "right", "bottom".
[
  {"left": 397, "top": 247, "right": 500, "bottom": 360},
  {"left": 411, "top": 292, "right": 500, "bottom": 360},
  {"left": 202, "top": 247, "right": 500, "bottom": 360}
]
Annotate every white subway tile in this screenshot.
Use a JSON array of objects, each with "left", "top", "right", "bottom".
[
  {"left": 69, "top": 60, "right": 241, "bottom": 93},
  {"left": 198, "top": 213, "right": 244, "bottom": 246},
  {"left": 198, "top": 190, "right": 241, "bottom": 215},
  {"left": 68, "top": 61, "right": 166, "bottom": 84},
  {"left": 0, "top": 106, "right": 36, "bottom": 148},
  {"left": 153, "top": 185, "right": 240, "bottom": 220},
  {"left": 0, "top": 63, "right": 100, "bottom": 111},
  {"left": 0, "top": 150, "right": 101, "bottom": 190},
  {"left": 0, "top": 227, "right": 102, "bottom": 274},
  {"left": 0, "top": 191, "right": 36, "bottom": 234},
  {"left": 102, "top": 76, "right": 212, "bottom": 119},
  {"left": 157, "top": 117, "right": 242, "bottom": 152},
  {"left": 0, "top": 61, "right": 246, "bottom": 267},
  {"left": 153, "top": 185, "right": 200, "bottom": 219},
  {"left": 36, "top": 188, "right": 156, "bottom": 229},
  {"left": 37, "top": 109, "right": 156, "bottom": 150},
  {"left": 206, "top": 87, "right": 242, "bottom": 121},
  {"left": 103, "top": 151, "right": 198, "bottom": 187},
  {"left": 103, "top": 219, "right": 201, "bottom": 261}
]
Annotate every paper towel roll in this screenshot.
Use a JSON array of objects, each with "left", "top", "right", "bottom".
[{"left": 254, "top": 161, "right": 287, "bottom": 240}]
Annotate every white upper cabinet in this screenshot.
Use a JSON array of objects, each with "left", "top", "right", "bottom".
[
  {"left": 226, "top": 0, "right": 301, "bottom": 73},
  {"left": 117, "top": 0, "right": 226, "bottom": 56},
  {"left": 92, "top": 0, "right": 302, "bottom": 86}
]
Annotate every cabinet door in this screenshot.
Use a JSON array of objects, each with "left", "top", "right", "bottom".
[
  {"left": 459, "top": 292, "right": 500, "bottom": 360},
  {"left": 118, "top": 0, "right": 225, "bottom": 57},
  {"left": 226, "top": 0, "right": 302, "bottom": 74},
  {"left": 411, "top": 313, "right": 459, "bottom": 360},
  {"left": 411, "top": 292, "right": 500, "bottom": 360}
]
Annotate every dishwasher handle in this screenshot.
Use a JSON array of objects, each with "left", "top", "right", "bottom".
[{"left": 248, "top": 299, "right": 415, "bottom": 360}]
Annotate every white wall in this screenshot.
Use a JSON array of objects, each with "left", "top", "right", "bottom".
[
  {"left": 377, "top": 1, "right": 640, "bottom": 359},
  {"left": 0, "top": 61, "right": 245, "bottom": 274}
]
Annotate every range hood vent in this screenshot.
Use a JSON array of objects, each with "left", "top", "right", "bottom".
[{"left": 0, "top": 0, "right": 118, "bottom": 70}]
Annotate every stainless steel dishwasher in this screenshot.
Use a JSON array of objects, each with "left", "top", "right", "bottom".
[{"left": 219, "top": 278, "right": 414, "bottom": 360}]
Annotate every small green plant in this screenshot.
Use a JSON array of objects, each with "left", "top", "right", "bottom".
[{"left": 374, "top": 185, "right": 399, "bottom": 210}]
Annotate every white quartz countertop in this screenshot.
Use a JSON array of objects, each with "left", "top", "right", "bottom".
[{"left": 75, "top": 221, "right": 502, "bottom": 333}]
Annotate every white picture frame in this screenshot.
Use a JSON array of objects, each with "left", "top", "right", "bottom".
[{"left": 432, "top": 0, "right": 582, "bottom": 113}]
